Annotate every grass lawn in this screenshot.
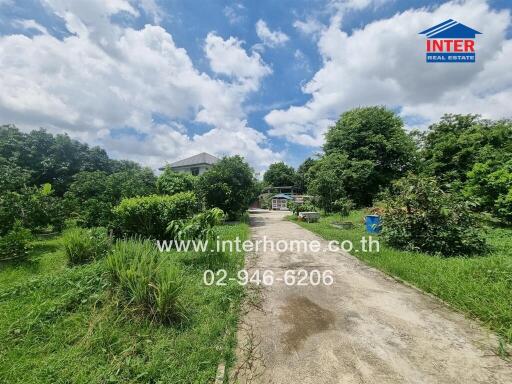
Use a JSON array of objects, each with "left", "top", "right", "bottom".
[
  {"left": 291, "top": 210, "right": 512, "bottom": 346},
  {"left": 0, "top": 224, "right": 248, "bottom": 383}
]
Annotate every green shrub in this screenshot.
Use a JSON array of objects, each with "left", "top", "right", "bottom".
[
  {"left": 288, "top": 201, "right": 317, "bottom": 216},
  {"left": 196, "top": 156, "right": 255, "bottom": 220},
  {"left": 382, "top": 175, "right": 487, "bottom": 256},
  {"left": 332, "top": 198, "right": 354, "bottom": 217},
  {"left": 0, "top": 221, "right": 32, "bottom": 261},
  {"left": 112, "top": 192, "right": 199, "bottom": 239},
  {"left": 167, "top": 208, "right": 224, "bottom": 240},
  {"left": 107, "top": 239, "right": 186, "bottom": 323},
  {"left": 63, "top": 227, "right": 111, "bottom": 265}
]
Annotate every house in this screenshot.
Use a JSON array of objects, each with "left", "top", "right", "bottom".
[
  {"left": 162, "top": 152, "right": 219, "bottom": 176},
  {"left": 271, "top": 193, "right": 293, "bottom": 210}
]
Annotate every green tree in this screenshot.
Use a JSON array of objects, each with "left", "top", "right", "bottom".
[
  {"left": 464, "top": 160, "right": 512, "bottom": 224},
  {"left": 263, "top": 162, "right": 296, "bottom": 187},
  {"left": 157, "top": 167, "right": 196, "bottom": 195},
  {"left": 0, "top": 184, "right": 65, "bottom": 235},
  {"left": 323, "top": 106, "right": 417, "bottom": 204},
  {"left": 64, "top": 171, "right": 113, "bottom": 227},
  {"left": 196, "top": 156, "right": 255, "bottom": 220},
  {"left": 422, "top": 115, "right": 512, "bottom": 184},
  {"left": 0, "top": 157, "right": 31, "bottom": 192},
  {"left": 307, "top": 152, "right": 374, "bottom": 211},
  {"left": 110, "top": 167, "right": 157, "bottom": 198},
  {"left": 64, "top": 168, "right": 156, "bottom": 227},
  {"left": 296, "top": 157, "right": 317, "bottom": 193},
  {"left": 0, "top": 125, "right": 114, "bottom": 194}
]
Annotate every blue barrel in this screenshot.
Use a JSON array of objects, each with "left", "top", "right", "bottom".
[{"left": 365, "top": 215, "right": 382, "bottom": 234}]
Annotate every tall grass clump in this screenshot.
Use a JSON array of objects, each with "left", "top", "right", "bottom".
[
  {"left": 63, "top": 227, "right": 111, "bottom": 265},
  {"left": 107, "top": 239, "right": 187, "bottom": 323}
]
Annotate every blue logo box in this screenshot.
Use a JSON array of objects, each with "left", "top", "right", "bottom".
[{"left": 426, "top": 53, "right": 475, "bottom": 62}]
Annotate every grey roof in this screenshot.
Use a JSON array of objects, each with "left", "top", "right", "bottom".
[
  {"left": 272, "top": 193, "right": 293, "bottom": 200},
  {"left": 169, "top": 152, "right": 219, "bottom": 168}
]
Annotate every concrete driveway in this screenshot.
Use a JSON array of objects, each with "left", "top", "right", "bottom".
[{"left": 231, "top": 210, "right": 512, "bottom": 383}]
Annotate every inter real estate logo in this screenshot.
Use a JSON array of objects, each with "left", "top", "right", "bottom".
[{"left": 419, "top": 19, "right": 481, "bottom": 63}]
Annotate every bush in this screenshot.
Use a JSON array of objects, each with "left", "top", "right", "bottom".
[
  {"left": 196, "top": 156, "right": 255, "bottom": 220},
  {"left": 0, "top": 221, "right": 32, "bottom": 261},
  {"left": 112, "top": 192, "right": 199, "bottom": 239},
  {"left": 288, "top": 201, "right": 317, "bottom": 216},
  {"left": 332, "top": 198, "right": 354, "bottom": 217},
  {"left": 157, "top": 167, "right": 196, "bottom": 195},
  {"left": 167, "top": 208, "right": 224, "bottom": 240},
  {"left": 107, "top": 239, "right": 186, "bottom": 323},
  {"left": 382, "top": 175, "right": 487, "bottom": 256},
  {"left": 63, "top": 227, "right": 111, "bottom": 265}
]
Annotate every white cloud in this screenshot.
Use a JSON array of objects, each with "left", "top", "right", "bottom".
[
  {"left": 0, "top": 0, "right": 282, "bottom": 172},
  {"left": 265, "top": 0, "right": 512, "bottom": 146},
  {"left": 12, "top": 19, "right": 49, "bottom": 35},
  {"left": 255, "top": 19, "right": 289, "bottom": 48},
  {"left": 204, "top": 33, "right": 272, "bottom": 91},
  {"left": 136, "top": 0, "right": 165, "bottom": 23},
  {"left": 223, "top": 3, "right": 245, "bottom": 25},
  {"left": 293, "top": 18, "right": 324, "bottom": 38}
]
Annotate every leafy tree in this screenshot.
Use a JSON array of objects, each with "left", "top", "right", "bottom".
[
  {"left": 307, "top": 152, "right": 374, "bottom": 210},
  {"left": 263, "top": 162, "right": 296, "bottom": 187},
  {"left": 0, "top": 157, "right": 31, "bottom": 192},
  {"left": 157, "top": 167, "right": 196, "bottom": 195},
  {"left": 196, "top": 156, "right": 255, "bottom": 220},
  {"left": 422, "top": 115, "right": 512, "bottom": 184},
  {"left": 323, "top": 106, "right": 417, "bottom": 204},
  {"left": 64, "top": 168, "right": 156, "bottom": 227},
  {"left": 0, "top": 184, "right": 65, "bottom": 235},
  {"left": 64, "top": 171, "right": 114, "bottom": 227},
  {"left": 464, "top": 160, "right": 512, "bottom": 224},
  {"left": 110, "top": 167, "right": 157, "bottom": 198},
  {"left": 0, "top": 125, "right": 114, "bottom": 194},
  {"left": 296, "top": 157, "right": 317, "bottom": 193}
]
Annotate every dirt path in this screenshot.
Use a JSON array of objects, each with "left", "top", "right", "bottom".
[{"left": 231, "top": 211, "right": 512, "bottom": 383}]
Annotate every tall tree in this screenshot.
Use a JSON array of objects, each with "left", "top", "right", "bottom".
[
  {"left": 263, "top": 162, "right": 297, "bottom": 187},
  {"left": 422, "top": 114, "right": 512, "bottom": 184},
  {"left": 322, "top": 106, "right": 417, "bottom": 204},
  {"left": 296, "top": 157, "right": 317, "bottom": 193},
  {"left": 307, "top": 153, "right": 374, "bottom": 210}
]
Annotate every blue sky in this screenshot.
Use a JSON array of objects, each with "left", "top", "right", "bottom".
[{"left": 0, "top": 0, "right": 511, "bottom": 172}]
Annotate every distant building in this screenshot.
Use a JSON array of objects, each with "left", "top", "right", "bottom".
[
  {"left": 162, "top": 152, "right": 219, "bottom": 176},
  {"left": 271, "top": 193, "right": 293, "bottom": 210}
]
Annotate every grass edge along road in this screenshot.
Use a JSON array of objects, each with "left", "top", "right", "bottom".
[
  {"left": 0, "top": 223, "right": 248, "bottom": 384},
  {"left": 290, "top": 210, "right": 512, "bottom": 353}
]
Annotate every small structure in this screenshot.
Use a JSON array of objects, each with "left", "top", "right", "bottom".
[
  {"left": 298, "top": 211, "right": 320, "bottom": 223},
  {"left": 271, "top": 193, "right": 293, "bottom": 210},
  {"left": 162, "top": 152, "right": 219, "bottom": 176}
]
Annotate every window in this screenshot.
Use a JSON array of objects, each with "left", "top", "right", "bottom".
[{"left": 191, "top": 167, "right": 200, "bottom": 176}]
